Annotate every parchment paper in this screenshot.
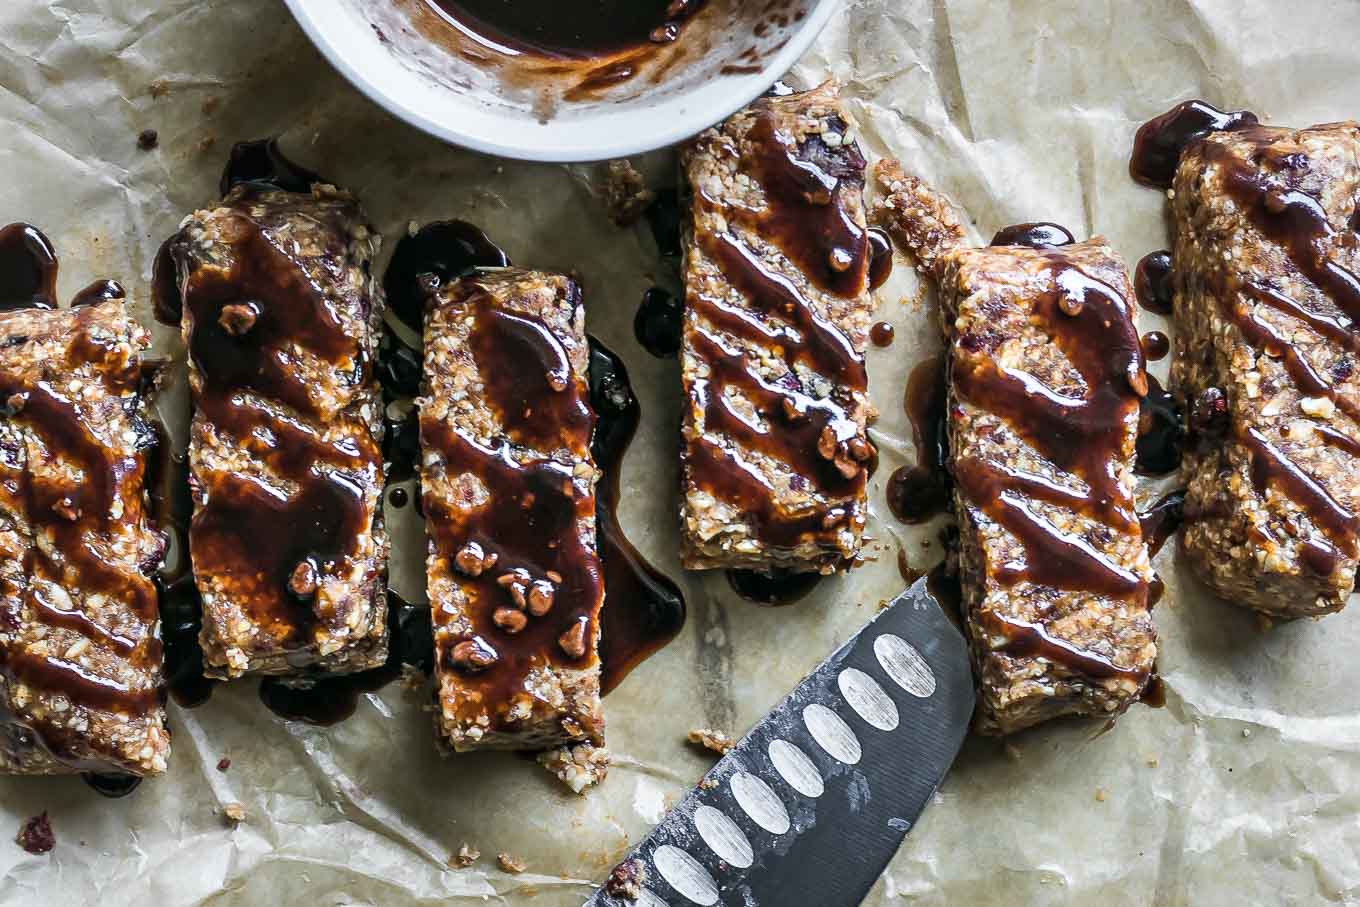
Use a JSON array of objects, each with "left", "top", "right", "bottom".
[{"left": 2, "top": 1, "right": 1359, "bottom": 904}]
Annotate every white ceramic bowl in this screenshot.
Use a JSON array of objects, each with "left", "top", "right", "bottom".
[{"left": 282, "top": 0, "right": 840, "bottom": 163}]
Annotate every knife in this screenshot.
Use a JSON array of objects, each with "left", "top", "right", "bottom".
[{"left": 583, "top": 577, "right": 975, "bottom": 907}]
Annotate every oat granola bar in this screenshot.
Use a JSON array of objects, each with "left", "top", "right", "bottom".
[
  {"left": 1170, "top": 122, "right": 1360, "bottom": 617},
  {"left": 421, "top": 268, "right": 604, "bottom": 751},
  {"left": 939, "top": 239, "right": 1157, "bottom": 735},
  {"left": 679, "top": 83, "right": 877, "bottom": 574},
  {"left": 0, "top": 300, "right": 169, "bottom": 774},
  {"left": 170, "top": 183, "right": 388, "bottom": 678}
]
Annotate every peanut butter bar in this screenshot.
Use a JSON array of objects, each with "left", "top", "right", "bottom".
[
  {"left": 421, "top": 268, "right": 604, "bottom": 751},
  {"left": 1170, "top": 122, "right": 1360, "bottom": 617},
  {"left": 169, "top": 184, "right": 388, "bottom": 679},
  {"left": 678, "top": 83, "right": 877, "bottom": 574},
  {"left": 0, "top": 300, "right": 169, "bottom": 775},
  {"left": 939, "top": 239, "right": 1157, "bottom": 735}
]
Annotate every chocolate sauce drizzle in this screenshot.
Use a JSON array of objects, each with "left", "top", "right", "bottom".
[
  {"left": 150, "top": 143, "right": 390, "bottom": 682},
  {"left": 980, "top": 609, "right": 1144, "bottom": 682},
  {"left": 953, "top": 260, "right": 1146, "bottom": 536},
  {"left": 178, "top": 199, "right": 383, "bottom": 657},
  {"left": 1192, "top": 126, "right": 1360, "bottom": 564},
  {"left": 588, "top": 339, "right": 686, "bottom": 693},
  {"left": 422, "top": 282, "right": 602, "bottom": 728},
  {"left": 0, "top": 227, "right": 164, "bottom": 772},
  {"left": 685, "top": 101, "right": 873, "bottom": 552},
  {"left": 383, "top": 220, "right": 511, "bottom": 331},
  {"left": 950, "top": 249, "right": 1150, "bottom": 677},
  {"left": 886, "top": 353, "right": 950, "bottom": 524},
  {"left": 380, "top": 221, "right": 682, "bottom": 706}
]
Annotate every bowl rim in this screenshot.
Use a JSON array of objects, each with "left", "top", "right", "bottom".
[{"left": 281, "top": 0, "right": 842, "bottom": 163}]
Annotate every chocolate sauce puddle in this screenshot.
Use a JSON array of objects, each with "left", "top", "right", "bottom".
[
  {"left": 258, "top": 592, "right": 431, "bottom": 726},
  {"left": 1136, "top": 373, "right": 1183, "bottom": 476},
  {"left": 990, "top": 222, "right": 1075, "bottom": 249},
  {"left": 1134, "top": 251, "right": 1174, "bottom": 316},
  {"left": 221, "top": 138, "right": 325, "bottom": 196},
  {"left": 867, "top": 226, "right": 894, "bottom": 290},
  {"left": 0, "top": 223, "right": 58, "bottom": 311},
  {"left": 1139, "top": 490, "right": 1186, "bottom": 558},
  {"left": 147, "top": 419, "right": 218, "bottom": 709},
  {"left": 634, "top": 287, "right": 683, "bottom": 358},
  {"left": 588, "top": 338, "right": 686, "bottom": 693},
  {"left": 82, "top": 773, "right": 144, "bottom": 798},
  {"left": 886, "top": 353, "right": 950, "bottom": 524},
  {"left": 425, "top": 0, "right": 707, "bottom": 59},
  {"left": 1129, "top": 100, "right": 1259, "bottom": 190},
  {"left": 383, "top": 220, "right": 511, "bottom": 331},
  {"left": 726, "top": 568, "right": 821, "bottom": 606}
]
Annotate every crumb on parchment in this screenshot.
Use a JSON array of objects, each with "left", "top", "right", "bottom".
[
  {"left": 599, "top": 159, "right": 656, "bottom": 227},
  {"left": 497, "top": 852, "right": 527, "bottom": 874},
  {"left": 15, "top": 813, "right": 54, "bottom": 855},
  {"left": 687, "top": 728, "right": 735, "bottom": 756},
  {"left": 537, "top": 742, "right": 611, "bottom": 794},
  {"left": 451, "top": 842, "right": 480, "bottom": 868},
  {"left": 605, "top": 858, "right": 647, "bottom": 900},
  {"left": 222, "top": 802, "right": 245, "bottom": 825}
]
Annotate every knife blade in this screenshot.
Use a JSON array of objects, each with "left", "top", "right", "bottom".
[{"left": 583, "top": 576, "right": 975, "bottom": 907}]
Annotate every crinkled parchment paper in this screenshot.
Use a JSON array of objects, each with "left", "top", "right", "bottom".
[{"left": 2, "top": 1, "right": 1359, "bottom": 904}]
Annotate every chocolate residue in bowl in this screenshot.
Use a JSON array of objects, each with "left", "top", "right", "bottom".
[
  {"left": 379, "top": 0, "right": 815, "bottom": 117},
  {"left": 424, "top": 0, "right": 708, "bottom": 59}
]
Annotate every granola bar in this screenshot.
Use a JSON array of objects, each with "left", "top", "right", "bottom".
[
  {"left": 0, "top": 300, "right": 169, "bottom": 775},
  {"left": 679, "top": 83, "right": 877, "bottom": 574},
  {"left": 169, "top": 183, "right": 388, "bottom": 678},
  {"left": 1170, "top": 122, "right": 1360, "bottom": 617},
  {"left": 939, "top": 239, "right": 1157, "bottom": 735},
  {"left": 421, "top": 268, "right": 604, "bottom": 751}
]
